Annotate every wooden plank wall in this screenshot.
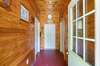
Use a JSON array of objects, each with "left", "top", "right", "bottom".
[
  {"left": 63, "top": 10, "right": 68, "bottom": 62},
  {"left": 0, "top": 0, "right": 38, "bottom": 66},
  {"left": 61, "top": 6, "right": 69, "bottom": 62}
]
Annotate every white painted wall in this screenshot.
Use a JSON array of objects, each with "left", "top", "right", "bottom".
[
  {"left": 35, "top": 18, "right": 40, "bottom": 59},
  {"left": 60, "top": 22, "right": 64, "bottom": 54},
  {"left": 44, "top": 24, "right": 55, "bottom": 49}
]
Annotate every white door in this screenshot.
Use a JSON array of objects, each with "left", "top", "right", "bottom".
[
  {"left": 35, "top": 18, "right": 40, "bottom": 58},
  {"left": 44, "top": 24, "right": 55, "bottom": 49},
  {"left": 60, "top": 22, "right": 64, "bottom": 53},
  {"left": 68, "top": 0, "right": 96, "bottom": 66}
]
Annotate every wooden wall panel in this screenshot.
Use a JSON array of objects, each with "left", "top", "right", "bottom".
[
  {"left": 39, "top": 14, "right": 47, "bottom": 49},
  {"left": 0, "top": 0, "right": 38, "bottom": 66},
  {"left": 55, "top": 22, "right": 60, "bottom": 50},
  {"left": 61, "top": 9, "right": 68, "bottom": 62}
]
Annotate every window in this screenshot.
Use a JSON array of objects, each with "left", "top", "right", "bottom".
[
  {"left": 73, "top": 5, "right": 76, "bottom": 20},
  {"left": 85, "top": 0, "right": 95, "bottom": 13},
  {"left": 77, "top": 19, "right": 83, "bottom": 37},
  {"left": 73, "top": 22, "right": 76, "bottom": 36},
  {"left": 20, "top": 5, "right": 29, "bottom": 21},
  {"left": 85, "top": 41, "right": 95, "bottom": 66},
  {"left": 85, "top": 13, "right": 95, "bottom": 39},
  {"left": 72, "top": 0, "right": 95, "bottom": 66},
  {"left": 77, "top": 0, "right": 83, "bottom": 17},
  {"left": 73, "top": 38, "right": 76, "bottom": 53},
  {"left": 77, "top": 39, "right": 83, "bottom": 58}
]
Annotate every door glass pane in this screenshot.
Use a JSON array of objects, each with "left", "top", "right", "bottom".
[
  {"left": 73, "top": 5, "right": 76, "bottom": 20},
  {"left": 77, "top": 0, "right": 83, "bottom": 17},
  {"left": 85, "top": 13, "right": 95, "bottom": 39},
  {"left": 77, "top": 39, "right": 83, "bottom": 58},
  {"left": 85, "top": 41, "right": 95, "bottom": 66},
  {"left": 73, "top": 22, "right": 76, "bottom": 36},
  {"left": 73, "top": 38, "right": 76, "bottom": 53},
  {"left": 77, "top": 19, "right": 83, "bottom": 37},
  {"left": 85, "top": 0, "right": 95, "bottom": 13}
]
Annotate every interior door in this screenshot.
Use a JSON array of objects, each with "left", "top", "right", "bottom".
[
  {"left": 44, "top": 24, "right": 55, "bottom": 49},
  {"left": 60, "top": 22, "right": 64, "bottom": 53},
  {"left": 68, "top": 0, "right": 95, "bottom": 66},
  {"left": 35, "top": 18, "right": 40, "bottom": 59}
]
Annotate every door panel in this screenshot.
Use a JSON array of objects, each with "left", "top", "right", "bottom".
[
  {"left": 35, "top": 18, "right": 40, "bottom": 59},
  {"left": 60, "top": 22, "right": 64, "bottom": 53},
  {"left": 68, "top": 0, "right": 95, "bottom": 66},
  {"left": 44, "top": 24, "right": 55, "bottom": 49},
  {"left": 68, "top": 51, "right": 90, "bottom": 66}
]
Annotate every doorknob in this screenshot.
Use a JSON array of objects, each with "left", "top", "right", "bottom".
[{"left": 66, "top": 52, "right": 69, "bottom": 55}]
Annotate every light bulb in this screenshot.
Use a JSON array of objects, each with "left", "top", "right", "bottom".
[{"left": 48, "top": 14, "right": 52, "bottom": 19}]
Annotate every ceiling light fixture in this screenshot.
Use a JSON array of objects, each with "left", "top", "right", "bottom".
[
  {"left": 49, "top": 1, "right": 52, "bottom": 4},
  {"left": 48, "top": 14, "right": 52, "bottom": 19}
]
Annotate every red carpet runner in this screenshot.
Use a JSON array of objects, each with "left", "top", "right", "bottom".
[{"left": 33, "top": 50, "right": 66, "bottom": 66}]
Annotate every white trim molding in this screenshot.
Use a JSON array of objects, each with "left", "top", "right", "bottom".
[{"left": 95, "top": 0, "right": 100, "bottom": 66}]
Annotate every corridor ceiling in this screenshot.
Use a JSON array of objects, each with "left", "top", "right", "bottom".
[{"left": 33, "top": 0, "right": 70, "bottom": 23}]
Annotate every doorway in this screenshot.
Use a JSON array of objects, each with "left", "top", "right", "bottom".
[
  {"left": 60, "top": 22, "right": 65, "bottom": 54},
  {"left": 35, "top": 18, "right": 40, "bottom": 59},
  {"left": 44, "top": 24, "right": 56, "bottom": 49}
]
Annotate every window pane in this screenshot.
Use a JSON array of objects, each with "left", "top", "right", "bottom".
[
  {"left": 85, "top": 0, "right": 95, "bottom": 13},
  {"left": 73, "top": 38, "right": 76, "bottom": 53},
  {"left": 77, "top": 39, "right": 83, "bottom": 58},
  {"left": 77, "top": 0, "right": 83, "bottom": 17},
  {"left": 85, "top": 13, "right": 95, "bottom": 39},
  {"left": 85, "top": 41, "right": 95, "bottom": 66},
  {"left": 73, "top": 22, "right": 76, "bottom": 36},
  {"left": 73, "top": 5, "right": 76, "bottom": 20},
  {"left": 77, "top": 19, "right": 83, "bottom": 37}
]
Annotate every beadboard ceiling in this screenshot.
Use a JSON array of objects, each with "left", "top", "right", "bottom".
[{"left": 33, "top": 0, "right": 70, "bottom": 22}]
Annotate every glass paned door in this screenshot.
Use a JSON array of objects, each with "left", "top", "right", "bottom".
[{"left": 70, "top": 0, "right": 95, "bottom": 66}]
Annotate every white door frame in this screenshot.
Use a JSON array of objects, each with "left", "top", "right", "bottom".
[
  {"left": 95, "top": 0, "right": 100, "bottom": 66},
  {"left": 35, "top": 17, "right": 40, "bottom": 59},
  {"left": 44, "top": 24, "right": 56, "bottom": 50},
  {"left": 60, "top": 22, "right": 65, "bottom": 54}
]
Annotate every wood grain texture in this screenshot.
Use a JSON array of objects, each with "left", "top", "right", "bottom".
[
  {"left": 55, "top": 22, "right": 60, "bottom": 50},
  {"left": 0, "top": 0, "right": 70, "bottom": 65},
  {"left": 62, "top": 7, "right": 69, "bottom": 61},
  {"left": 0, "top": 0, "right": 39, "bottom": 66}
]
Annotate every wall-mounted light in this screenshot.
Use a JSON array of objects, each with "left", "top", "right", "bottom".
[{"left": 26, "top": 59, "right": 29, "bottom": 64}]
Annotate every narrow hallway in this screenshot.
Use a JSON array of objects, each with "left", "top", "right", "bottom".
[
  {"left": 0, "top": 0, "right": 99, "bottom": 66},
  {"left": 0, "top": 0, "right": 69, "bottom": 65},
  {"left": 34, "top": 50, "right": 66, "bottom": 66}
]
